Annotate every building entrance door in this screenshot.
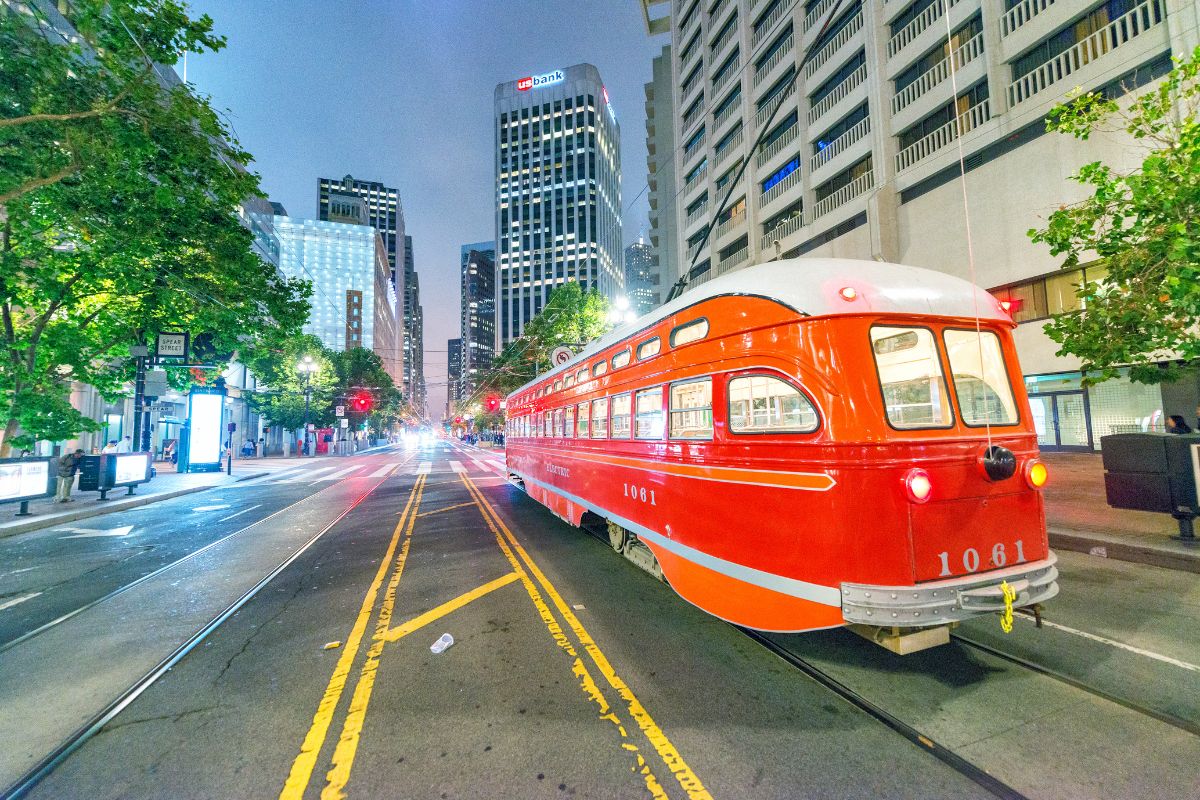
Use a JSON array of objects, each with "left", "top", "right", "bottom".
[{"left": 1028, "top": 391, "right": 1092, "bottom": 451}]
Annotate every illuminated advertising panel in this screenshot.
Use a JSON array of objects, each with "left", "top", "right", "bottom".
[
  {"left": 188, "top": 392, "right": 224, "bottom": 465},
  {"left": 0, "top": 461, "right": 50, "bottom": 502},
  {"left": 517, "top": 69, "right": 564, "bottom": 91},
  {"left": 112, "top": 453, "right": 150, "bottom": 485}
]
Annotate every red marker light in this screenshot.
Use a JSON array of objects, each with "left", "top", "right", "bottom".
[
  {"left": 904, "top": 468, "right": 933, "bottom": 503},
  {"left": 839, "top": 286, "right": 857, "bottom": 301}
]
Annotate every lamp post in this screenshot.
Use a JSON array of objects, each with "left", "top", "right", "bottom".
[{"left": 298, "top": 356, "right": 318, "bottom": 457}]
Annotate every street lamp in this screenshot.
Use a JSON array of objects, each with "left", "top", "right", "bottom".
[
  {"left": 298, "top": 355, "right": 318, "bottom": 456},
  {"left": 608, "top": 296, "right": 638, "bottom": 325}
]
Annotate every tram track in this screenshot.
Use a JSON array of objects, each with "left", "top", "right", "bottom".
[{"left": 0, "top": 462, "right": 406, "bottom": 800}]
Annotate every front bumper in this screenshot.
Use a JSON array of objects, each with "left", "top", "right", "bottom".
[{"left": 840, "top": 553, "right": 1059, "bottom": 627}]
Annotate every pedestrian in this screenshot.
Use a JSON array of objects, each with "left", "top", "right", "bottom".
[
  {"left": 117, "top": 436, "right": 132, "bottom": 453},
  {"left": 101, "top": 440, "right": 118, "bottom": 453},
  {"left": 1166, "top": 415, "right": 1193, "bottom": 435},
  {"left": 56, "top": 449, "right": 84, "bottom": 502},
  {"left": 241, "top": 439, "right": 254, "bottom": 457}
]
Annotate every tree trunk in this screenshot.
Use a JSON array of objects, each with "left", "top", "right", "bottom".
[{"left": 0, "top": 417, "right": 19, "bottom": 457}]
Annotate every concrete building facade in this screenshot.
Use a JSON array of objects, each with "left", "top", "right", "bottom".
[
  {"left": 460, "top": 241, "right": 497, "bottom": 406},
  {"left": 494, "top": 63, "right": 624, "bottom": 346},
  {"left": 318, "top": 174, "right": 405, "bottom": 288},
  {"left": 645, "top": 44, "right": 681, "bottom": 305},
  {"left": 640, "top": 0, "right": 1200, "bottom": 450},
  {"left": 624, "top": 237, "right": 659, "bottom": 314}
]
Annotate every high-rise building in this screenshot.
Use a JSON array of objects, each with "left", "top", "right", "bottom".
[
  {"left": 644, "top": 44, "right": 679, "bottom": 310},
  {"left": 447, "top": 338, "right": 463, "bottom": 417},
  {"left": 640, "top": 0, "right": 1196, "bottom": 452},
  {"left": 318, "top": 175, "right": 405, "bottom": 287},
  {"left": 460, "top": 241, "right": 496, "bottom": 405},
  {"left": 494, "top": 63, "right": 624, "bottom": 346},
  {"left": 402, "top": 235, "right": 426, "bottom": 417},
  {"left": 624, "top": 238, "right": 657, "bottom": 314},
  {"left": 273, "top": 216, "right": 398, "bottom": 378}
]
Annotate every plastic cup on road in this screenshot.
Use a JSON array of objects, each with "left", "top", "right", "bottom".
[{"left": 430, "top": 633, "right": 454, "bottom": 654}]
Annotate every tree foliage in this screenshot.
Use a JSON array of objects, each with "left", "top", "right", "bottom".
[
  {"left": 479, "top": 282, "right": 613, "bottom": 397},
  {"left": 1029, "top": 47, "right": 1200, "bottom": 384},
  {"left": 0, "top": 0, "right": 310, "bottom": 453},
  {"left": 331, "top": 346, "right": 403, "bottom": 437},
  {"left": 243, "top": 334, "right": 337, "bottom": 432}
]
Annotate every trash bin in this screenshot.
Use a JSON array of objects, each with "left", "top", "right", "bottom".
[{"left": 1101, "top": 432, "right": 1200, "bottom": 541}]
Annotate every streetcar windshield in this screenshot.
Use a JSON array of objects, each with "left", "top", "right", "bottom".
[
  {"left": 870, "top": 326, "right": 954, "bottom": 429},
  {"left": 944, "top": 330, "right": 1019, "bottom": 426}
]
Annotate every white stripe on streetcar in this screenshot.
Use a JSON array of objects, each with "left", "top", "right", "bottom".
[{"left": 1015, "top": 615, "right": 1200, "bottom": 672}]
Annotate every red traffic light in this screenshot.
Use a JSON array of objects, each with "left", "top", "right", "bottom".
[
  {"left": 485, "top": 394, "right": 501, "bottom": 413},
  {"left": 454, "top": 416, "right": 463, "bottom": 424},
  {"left": 350, "top": 392, "right": 373, "bottom": 413}
]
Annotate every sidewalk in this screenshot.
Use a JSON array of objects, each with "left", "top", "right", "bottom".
[
  {"left": 1042, "top": 452, "right": 1200, "bottom": 573},
  {"left": 0, "top": 455, "right": 322, "bottom": 539}
]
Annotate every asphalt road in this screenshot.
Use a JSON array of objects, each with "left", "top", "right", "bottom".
[{"left": 1, "top": 440, "right": 1196, "bottom": 799}]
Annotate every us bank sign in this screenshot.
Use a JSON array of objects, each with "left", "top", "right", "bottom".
[{"left": 517, "top": 69, "right": 564, "bottom": 91}]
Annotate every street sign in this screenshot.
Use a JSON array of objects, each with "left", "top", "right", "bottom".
[
  {"left": 306, "top": 423, "right": 315, "bottom": 431},
  {"left": 147, "top": 403, "right": 172, "bottom": 414},
  {"left": 155, "top": 332, "right": 189, "bottom": 360},
  {"left": 340, "top": 419, "right": 349, "bottom": 428},
  {"left": 143, "top": 369, "right": 169, "bottom": 398},
  {"left": 335, "top": 405, "right": 345, "bottom": 417},
  {"left": 551, "top": 346, "right": 574, "bottom": 366}
]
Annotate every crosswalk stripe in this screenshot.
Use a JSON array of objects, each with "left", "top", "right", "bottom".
[
  {"left": 368, "top": 463, "right": 400, "bottom": 478},
  {"left": 314, "top": 465, "right": 362, "bottom": 483},
  {"left": 416, "top": 461, "right": 432, "bottom": 475},
  {"left": 450, "top": 460, "right": 467, "bottom": 474},
  {"left": 278, "top": 466, "right": 336, "bottom": 484}
]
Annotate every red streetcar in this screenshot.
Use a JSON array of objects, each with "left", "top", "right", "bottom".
[{"left": 505, "top": 258, "right": 1058, "bottom": 651}]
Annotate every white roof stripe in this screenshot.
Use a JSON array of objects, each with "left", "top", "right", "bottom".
[{"left": 512, "top": 258, "right": 1008, "bottom": 396}]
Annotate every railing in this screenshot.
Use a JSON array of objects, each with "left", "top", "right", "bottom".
[
  {"left": 813, "top": 169, "right": 873, "bottom": 218},
  {"left": 680, "top": 0, "right": 701, "bottom": 41},
  {"left": 809, "top": 116, "right": 870, "bottom": 172},
  {"left": 713, "top": 52, "right": 741, "bottom": 93},
  {"left": 758, "top": 165, "right": 802, "bottom": 208},
  {"left": 716, "top": 208, "right": 746, "bottom": 239},
  {"left": 713, "top": 98, "right": 741, "bottom": 131},
  {"left": 755, "top": 90, "right": 789, "bottom": 128},
  {"left": 686, "top": 201, "right": 709, "bottom": 227},
  {"left": 752, "top": 0, "right": 795, "bottom": 48},
  {"left": 808, "top": 63, "right": 866, "bottom": 124},
  {"left": 761, "top": 212, "right": 804, "bottom": 250},
  {"left": 708, "top": 0, "right": 732, "bottom": 24},
  {"left": 711, "top": 21, "right": 738, "bottom": 59},
  {"left": 887, "top": 0, "right": 962, "bottom": 59},
  {"left": 714, "top": 126, "right": 745, "bottom": 163},
  {"left": 1007, "top": 0, "right": 1163, "bottom": 107},
  {"left": 684, "top": 162, "right": 708, "bottom": 195},
  {"left": 680, "top": 35, "right": 701, "bottom": 72},
  {"left": 803, "top": 0, "right": 838, "bottom": 33},
  {"left": 895, "top": 98, "right": 990, "bottom": 172},
  {"left": 1002, "top": 0, "right": 1055, "bottom": 37},
  {"left": 754, "top": 31, "right": 794, "bottom": 87},
  {"left": 683, "top": 98, "right": 706, "bottom": 131},
  {"left": 805, "top": 13, "right": 861, "bottom": 78},
  {"left": 687, "top": 240, "right": 707, "bottom": 261},
  {"left": 756, "top": 122, "right": 799, "bottom": 166},
  {"left": 717, "top": 244, "right": 750, "bottom": 274},
  {"left": 681, "top": 68, "right": 703, "bottom": 100},
  {"left": 891, "top": 33, "right": 984, "bottom": 114},
  {"left": 684, "top": 131, "right": 707, "bottom": 162}
]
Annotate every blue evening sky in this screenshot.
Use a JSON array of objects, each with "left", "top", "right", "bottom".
[{"left": 184, "top": 0, "right": 664, "bottom": 416}]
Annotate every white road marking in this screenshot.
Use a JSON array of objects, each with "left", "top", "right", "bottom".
[
  {"left": 312, "top": 465, "right": 362, "bottom": 483},
  {"left": 218, "top": 504, "right": 262, "bottom": 522},
  {"left": 278, "top": 466, "right": 336, "bottom": 484},
  {"left": 191, "top": 504, "right": 232, "bottom": 513},
  {"left": 368, "top": 463, "right": 400, "bottom": 478},
  {"left": 57, "top": 525, "right": 135, "bottom": 539},
  {"left": 416, "top": 461, "right": 432, "bottom": 475},
  {"left": 2, "top": 567, "right": 40, "bottom": 577},
  {"left": 0, "top": 593, "right": 42, "bottom": 612},
  {"left": 1017, "top": 615, "right": 1200, "bottom": 673},
  {"left": 450, "top": 461, "right": 467, "bottom": 474}
]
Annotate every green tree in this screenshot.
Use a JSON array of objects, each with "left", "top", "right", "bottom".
[
  {"left": 0, "top": 0, "right": 310, "bottom": 454},
  {"left": 330, "top": 347, "right": 402, "bottom": 437},
  {"left": 243, "top": 334, "right": 337, "bottom": 432},
  {"left": 481, "top": 282, "right": 612, "bottom": 396},
  {"left": 1029, "top": 48, "right": 1200, "bottom": 385}
]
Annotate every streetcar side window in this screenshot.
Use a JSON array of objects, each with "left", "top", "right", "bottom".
[
  {"left": 591, "top": 397, "right": 609, "bottom": 438},
  {"left": 565, "top": 374, "right": 575, "bottom": 388},
  {"left": 553, "top": 379, "right": 562, "bottom": 392},
  {"left": 593, "top": 360, "right": 608, "bottom": 377},
  {"left": 670, "top": 318, "right": 709, "bottom": 347},
  {"left": 728, "top": 375, "right": 819, "bottom": 434},
  {"left": 565, "top": 405, "right": 575, "bottom": 438},
  {"left": 612, "top": 349, "right": 631, "bottom": 369},
  {"left": 637, "top": 337, "right": 661, "bottom": 361},
  {"left": 577, "top": 401, "right": 590, "bottom": 437},
  {"left": 943, "top": 330, "right": 1019, "bottom": 426},
  {"left": 669, "top": 378, "right": 714, "bottom": 439},
  {"left": 611, "top": 393, "right": 632, "bottom": 439},
  {"left": 635, "top": 387, "right": 665, "bottom": 439},
  {"left": 554, "top": 408, "right": 565, "bottom": 437},
  {"left": 544, "top": 412, "right": 553, "bottom": 437},
  {"left": 576, "top": 368, "right": 588, "bottom": 383},
  {"left": 870, "top": 326, "right": 955, "bottom": 430}
]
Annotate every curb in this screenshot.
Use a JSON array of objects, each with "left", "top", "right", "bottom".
[
  {"left": 1048, "top": 529, "right": 1200, "bottom": 574},
  {"left": 0, "top": 472, "right": 268, "bottom": 540}
]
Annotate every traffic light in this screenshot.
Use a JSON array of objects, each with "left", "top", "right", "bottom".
[
  {"left": 485, "top": 394, "right": 501, "bottom": 413},
  {"left": 350, "top": 392, "right": 373, "bottom": 413}
]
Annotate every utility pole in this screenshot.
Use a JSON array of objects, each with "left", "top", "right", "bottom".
[{"left": 131, "top": 344, "right": 148, "bottom": 452}]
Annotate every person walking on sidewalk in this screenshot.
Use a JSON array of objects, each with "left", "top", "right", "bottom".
[
  {"left": 56, "top": 449, "right": 84, "bottom": 503},
  {"left": 116, "top": 436, "right": 132, "bottom": 453}
]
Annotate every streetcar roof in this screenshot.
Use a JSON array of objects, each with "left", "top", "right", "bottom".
[{"left": 511, "top": 257, "right": 1008, "bottom": 397}]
